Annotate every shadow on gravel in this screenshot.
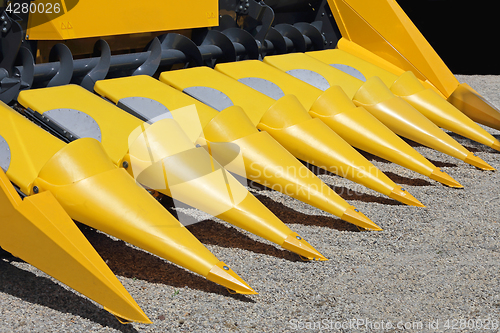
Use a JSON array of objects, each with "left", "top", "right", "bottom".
[
  {"left": 383, "top": 171, "right": 433, "bottom": 186},
  {"left": 0, "top": 260, "right": 137, "bottom": 332},
  {"left": 424, "top": 158, "right": 458, "bottom": 168},
  {"left": 401, "top": 137, "right": 425, "bottom": 148},
  {"left": 358, "top": 150, "right": 392, "bottom": 164},
  {"left": 446, "top": 132, "right": 500, "bottom": 153},
  {"left": 330, "top": 151, "right": 434, "bottom": 186},
  {"left": 253, "top": 194, "right": 360, "bottom": 232},
  {"left": 158, "top": 195, "right": 302, "bottom": 262},
  {"left": 186, "top": 220, "right": 301, "bottom": 262},
  {"left": 0, "top": 247, "right": 16, "bottom": 260},
  {"left": 302, "top": 164, "right": 405, "bottom": 206},
  {"left": 400, "top": 138, "right": 460, "bottom": 167},
  {"left": 79, "top": 225, "right": 254, "bottom": 303}
]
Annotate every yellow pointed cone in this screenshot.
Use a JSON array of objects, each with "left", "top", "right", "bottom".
[
  {"left": 32, "top": 140, "right": 235, "bottom": 287},
  {"left": 129, "top": 114, "right": 329, "bottom": 260},
  {"left": 352, "top": 77, "right": 494, "bottom": 170},
  {"left": 448, "top": 83, "right": 500, "bottom": 132},
  {"left": 201, "top": 105, "right": 381, "bottom": 230},
  {"left": 2, "top": 102, "right": 254, "bottom": 295},
  {"left": 321, "top": 0, "right": 500, "bottom": 134},
  {"left": 310, "top": 87, "right": 461, "bottom": 188},
  {"left": 429, "top": 167, "right": 463, "bottom": 188},
  {"left": 282, "top": 232, "right": 328, "bottom": 261},
  {"left": 341, "top": 206, "right": 382, "bottom": 231},
  {"left": 21, "top": 84, "right": 325, "bottom": 261},
  {"left": 253, "top": 54, "right": 459, "bottom": 187},
  {"left": 207, "top": 261, "right": 257, "bottom": 294},
  {"left": 94, "top": 75, "right": 380, "bottom": 230},
  {"left": 390, "top": 71, "right": 500, "bottom": 151},
  {"left": 260, "top": 94, "right": 423, "bottom": 207},
  {"left": 262, "top": 53, "right": 487, "bottom": 171},
  {"left": 306, "top": 49, "right": 500, "bottom": 154},
  {"left": 0, "top": 169, "right": 151, "bottom": 324},
  {"left": 160, "top": 66, "right": 422, "bottom": 207},
  {"left": 464, "top": 152, "right": 495, "bottom": 171},
  {"left": 389, "top": 187, "right": 425, "bottom": 207},
  {"left": 131, "top": 126, "right": 328, "bottom": 260}
]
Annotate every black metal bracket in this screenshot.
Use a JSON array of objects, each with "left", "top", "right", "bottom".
[{"left": 22, "top": 107, "right": 78, "bottom": 143}]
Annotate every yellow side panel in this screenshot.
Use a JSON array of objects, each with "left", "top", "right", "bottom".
[
  {"left": 0, "top": 101, "right": 65, "bottom": 194},
  {"left": 27, "top": 0, "right": 219, "bottom": 40},
  {"left": 327, "top": 0, "right": 459, "bottom": 97}
]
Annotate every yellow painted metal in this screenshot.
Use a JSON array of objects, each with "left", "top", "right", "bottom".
[
  {"left": 308, "top": 49, "right": 500, "bottom": 153},
  {"left": 199, "top": 106, "right": 378, "bottom": 230},
  {"left": 353, "top": 77, "right": 495, "bottom": 171},
  {"left": 448, "top": 83, "right": 500, "bottom": 133},
  {"left": 331, "top": 39, "right": 446, "bottom": 96},
  {"left": 160, "top": 66, "right": 424, "bottom": 208},
  {"left": 95, "top": 76, "right": 379, "bottom": 231},
  {"left": 0, "top": 168, "right": 151, "bottom": 324},
  {"left": 22, "top": 84, "right": 325, "bottom": 261},
  {"left": 327, "top": 0, "right": 500, "bottom": 132},
  {"left": 308, "top": 48, "right": 397, "bottom": 86},
  {"left": 391, "top": 72, "right": 500, "bottom": 152},
  {"left": 3, "top": 101, "right": 255, "bottom": 295},
  {"left": 326, "top": 0, "right": 458, "bottom": 97},
  {"left": 26, "top": 0, "right": 218, "bottom": 40},
  {"left": 215, "top": 59, "right": 461, "bottom": 188},
  {"left": 264, "top": 53, "right": 493, "bottom": 171}
]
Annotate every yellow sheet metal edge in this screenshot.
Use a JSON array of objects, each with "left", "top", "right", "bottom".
[
  {"left": 95, "top": 75, "right": 380, "bottom": 232},
  {"left": 3, "top": 100, "right": 256, "bottom": 295},
  {"left": 26, "top": 0, "right": 218, "bottom": 40},
  {"left": 0, "top": 167, "right": 151, "bottom": 324},
  {"left": 160, "top": 66, "right": 424, "bottom": 208},
  {"left": 215, "top": 58, "right": 462, "bottom": 188}
]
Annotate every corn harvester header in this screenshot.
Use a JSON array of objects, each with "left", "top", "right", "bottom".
[{"left": 0, "top": 0, "right": 498, "bottom": 324}]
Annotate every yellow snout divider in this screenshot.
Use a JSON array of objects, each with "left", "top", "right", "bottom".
[
  {"left": 4, "top": 99, "right": 256, "bottom": 295},
  {"left": 94, "top": 75, "right": 379, "bottom": 231},
  {"left": 214, "top": 59, "right": 462, "bottom": 188},
  {"left": 0, "top": 166, "right": 151, "bottom": 324},
  {"left": 160, "top": 66, "right": 424, "bottom": 208},
  {"left": 263, "top": 53, "right": 494, "bottom": 171},
  {"left": 326, "top": 0, "right": 500, "bottom": 132},
  {"left": 19, "top": 84, "right": 326, "bottom": 261},
  {"left": 307, "top": 49, "right": 500, "bottom": 152}
]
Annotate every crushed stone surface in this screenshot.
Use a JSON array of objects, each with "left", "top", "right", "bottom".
[{"left": 1, "top": 75, "right": 500, "bottom": 332}]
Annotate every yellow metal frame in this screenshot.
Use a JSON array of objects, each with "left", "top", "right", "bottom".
[{"left": 26, "top": 0, "right": 219, "bottom": 40}]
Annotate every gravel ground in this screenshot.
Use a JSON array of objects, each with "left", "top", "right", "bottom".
[{"left": 1, "top": 75, "right": 500, "bottom": 332}]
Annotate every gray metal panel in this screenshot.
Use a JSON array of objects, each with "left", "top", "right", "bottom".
[
  {"left": 238, "top": 77, "right": 285, "bottom": 100},
  {"left": 285, "top": 69, "right": 330, "bottom": 91},
  {"left": 183, "top": 86, "right": 233, "bottom": 112},
  {"left": 0, "top": 135, "right": 11, "bottom": 172},
  {"left": 44, "top": 108, "right": 102, "bottom": 141},
  {"left": 330, "top": 64, "right": 366, "bottom": 81},
  {"left": 118, "top": 96, "right": 172, "bottom": 123}
]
